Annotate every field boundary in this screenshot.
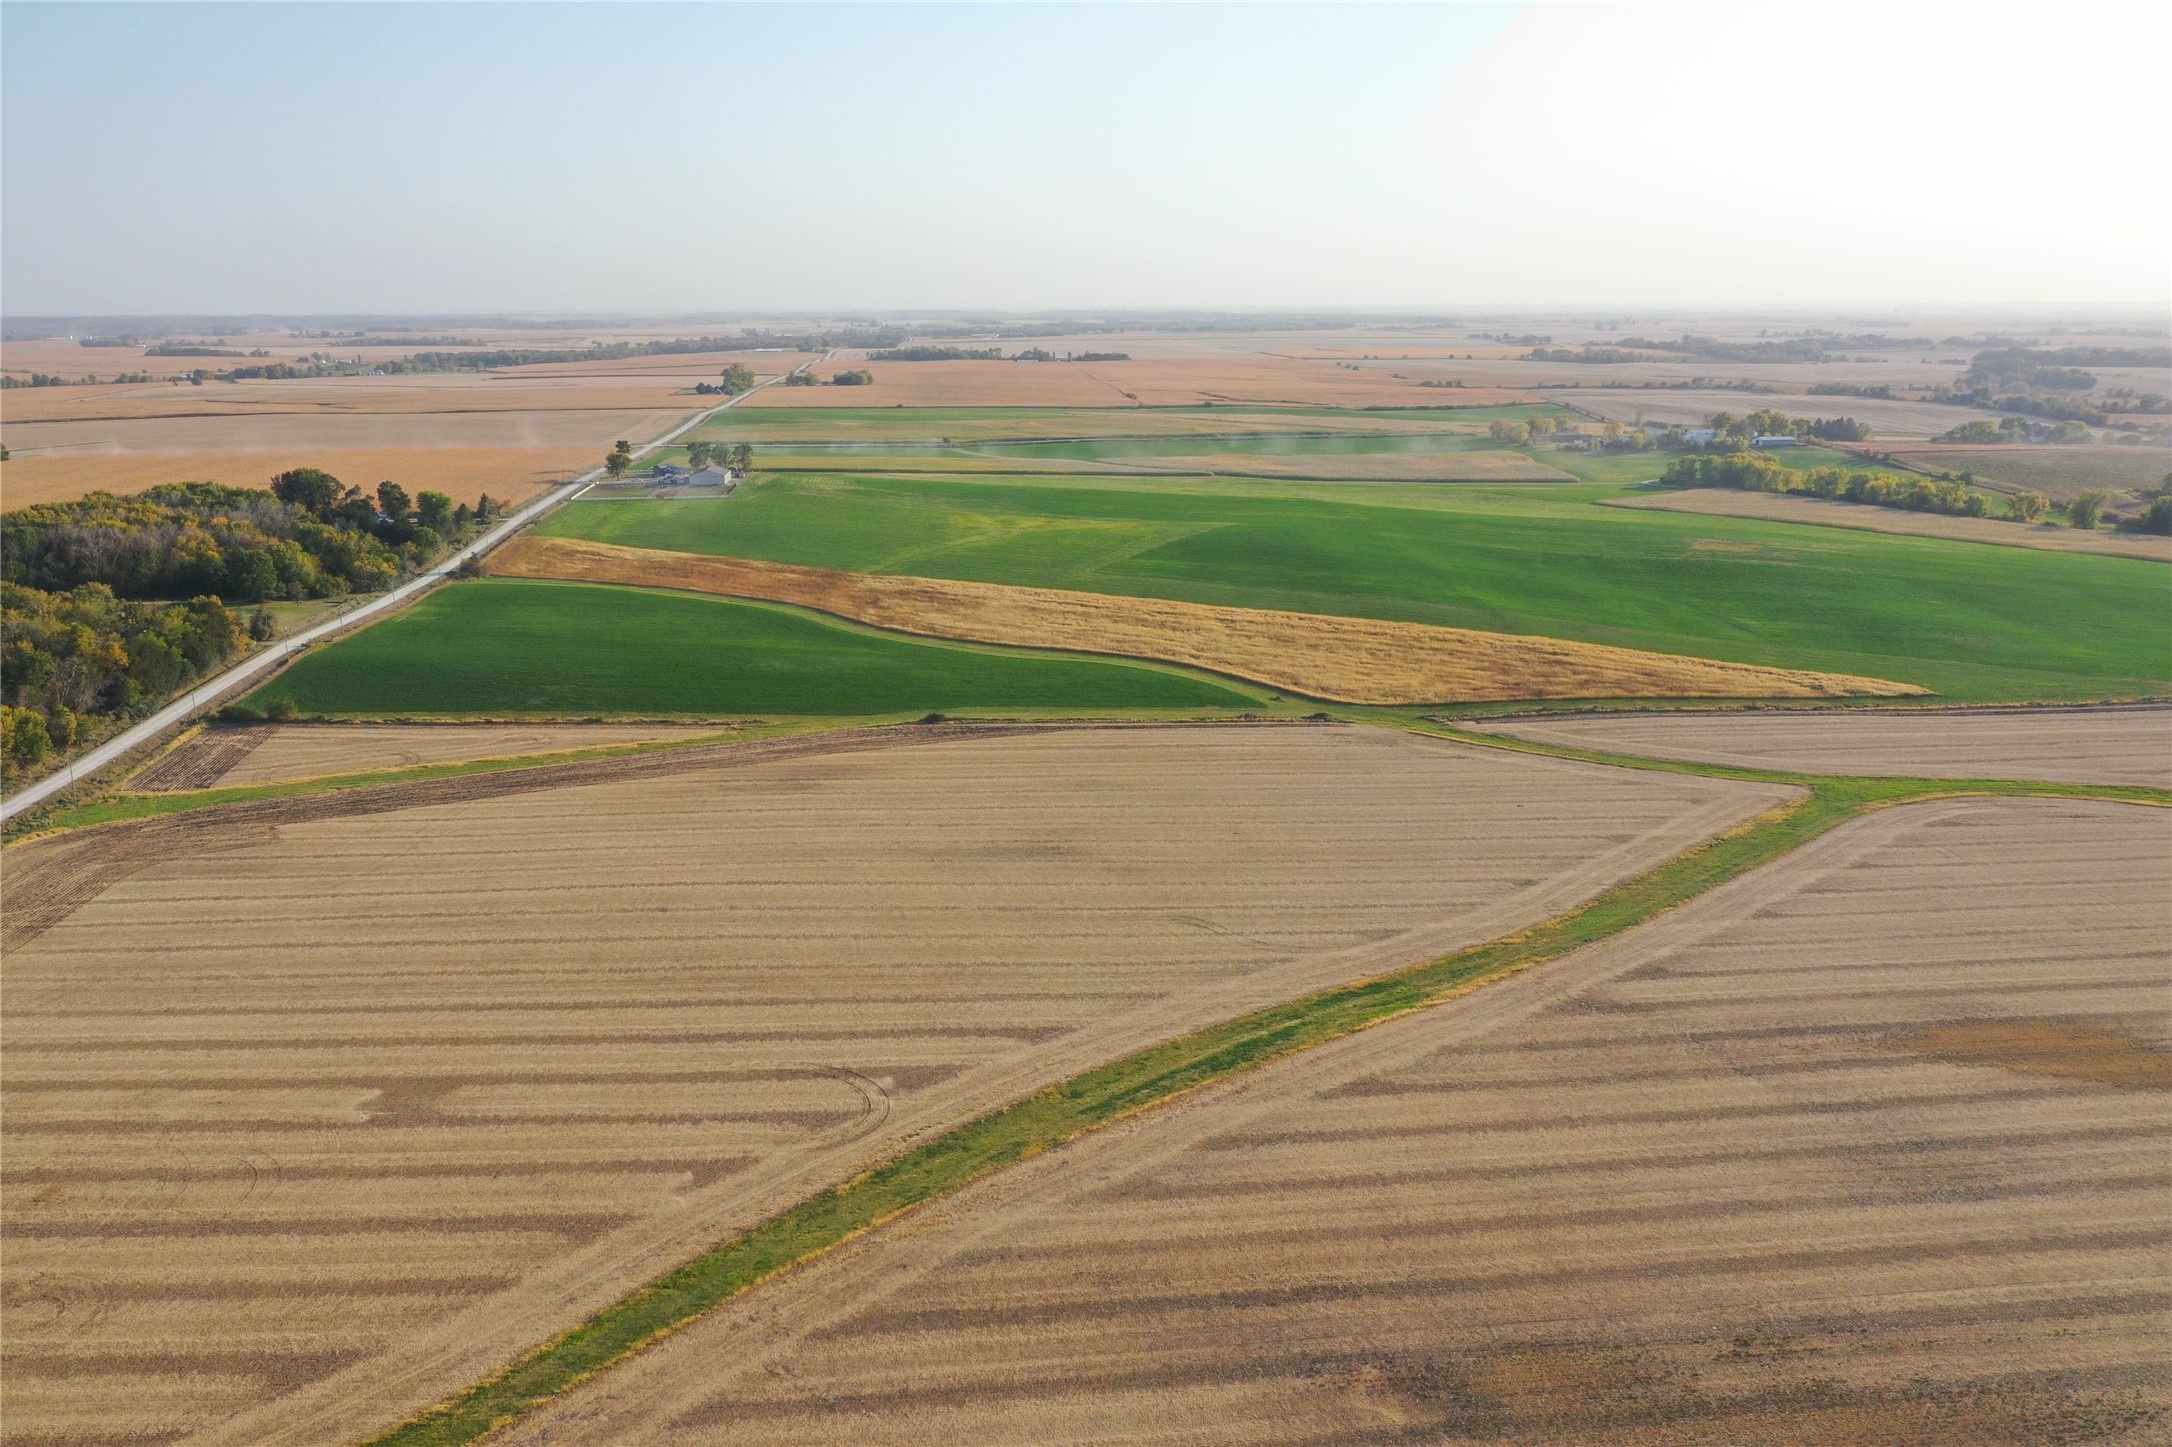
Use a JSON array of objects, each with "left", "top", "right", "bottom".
[{"left": 355, "top": 719, "right": 2167, "bottom": 1447}]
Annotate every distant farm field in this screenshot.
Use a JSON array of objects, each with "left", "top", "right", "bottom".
[
  {"left": 247, "top": 579, "right": 1258, "bottom": 717},
  {"left": 697, "top": 404, "right": 1575, "bottom": 445},
  {"left": 1609, "top": 489, "right": 2172, "bottom": 563},
  {"left": 535, "top": 475, "right": 2172, "bottom": 702},
  {"left": 650, "top": 429, "right": 1578, "bottom": 484},
  {"left": 0, "top": 445, "right": 593, "bottom": 510},
  {"left": 1875, "top": 443, "right": 2172, "bottom": 502},
  {"left": 736, "top": 357, "right": 1536, "bottom": 410}
]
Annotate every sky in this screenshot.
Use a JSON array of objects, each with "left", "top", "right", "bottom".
[{"left": 4, "top": 1, "right": 2167, "bottom": 316}]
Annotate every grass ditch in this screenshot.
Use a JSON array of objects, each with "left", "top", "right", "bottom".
[{"left": 357, "top": 721, "right": 2169, "bottom": 1447}]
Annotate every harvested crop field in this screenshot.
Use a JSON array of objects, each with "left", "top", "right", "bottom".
[
  {"left": 1871, "top": 444, "right": 2172, "bottom": 503},
  {"left": 701, "top": 404, "right": 1570, "bottom": 444},
  {"left": 1606, "top": 489, "right": 2172, "bottom": 563},
  {"left": 1478, "top": 705, "right": 2172, "bottom": 787},
  {"left": 741, "top": 358, "right": 1536, "bottom": 410},
  {"left": 489, "top": 534, "right": 1925, "bottom": 704},
  {"left": 1099, "top": 447, "right": 1573, "bottom": 483},
  {"left": 127, "top": 722, "right": 728, "bottom": 792},
  {"left": 0, "top": 445, "right": 594, "bottom": 510},
  {"left": 2, "top": 406, "right": 688, "bottom": 456},
  {"left": 498, "top": 795, "right": 2172, "bottom": 1447},
  {"left": 1557, "top": 388, "right": 2006, "bottom": 440},
  {"left": 0, "top": 376, "right": 707, "bottom": 426},
  {"left": 0, "top": 723, "right": 1793, "bottom": 1445}
]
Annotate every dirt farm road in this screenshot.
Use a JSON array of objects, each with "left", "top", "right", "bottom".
[{"left": 0, "top": 364, "right": 806, "bottom": 823}]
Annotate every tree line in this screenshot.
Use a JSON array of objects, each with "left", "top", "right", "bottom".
[
  {"left": 3, "top": 473, "right": 501, "bottom": 605},
  {"left": 1660, "top": 450, "right": 2056, "bottom": 522},
  {"left": 2, "top": 583, "right": 245, "bottom": 780},
  {"left": 1934, "top": 417, "right": 2092, "bottom": 444},
  {"left": 867, "top": 346, "right": 1003, "bottom": 361}
]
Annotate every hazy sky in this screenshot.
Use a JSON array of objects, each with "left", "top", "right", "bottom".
[{"left": 5, "top": 1, "right": 2167, "bottom": 315}]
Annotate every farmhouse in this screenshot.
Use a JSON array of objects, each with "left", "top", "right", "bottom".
[
  {"left": 1682, "top": 427, "right": 1718, "bottom": 444},
  {"left": 650, "top": 461, "right": 739, "bottom": 489}
]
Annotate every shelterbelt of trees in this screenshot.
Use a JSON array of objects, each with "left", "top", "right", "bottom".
[{"left": 2, "top": 473, "right": 501, "bottom": 603}]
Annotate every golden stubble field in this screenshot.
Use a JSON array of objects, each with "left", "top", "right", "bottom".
[
  {"left": 489, "top": 534, "right": 1925, "bottom": 704},
  {"left": 1, "top": 446, "right": 602, "bottom": 511},
  {"left": 496, "top": 794, "right": 2172, "bottom": 1447},
  {"left": 1479, "top": 705, "right": 2172, "bottom": 787},
  {"left": 745, "top": 356, "right": 1537, "bottom": 409},
  {"left": 0, "top": 723, "right": 1793, "bottom": 1446},
  {"left": 127, "top": 722, "right": 728, "bottom": 791}
]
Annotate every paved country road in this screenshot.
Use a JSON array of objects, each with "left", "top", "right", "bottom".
[{"left": 1, "top": 366, "right": 800, "bottom": 822}]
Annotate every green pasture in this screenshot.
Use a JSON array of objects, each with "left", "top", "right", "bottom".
[
  {"left": 246, "top": 579, "right": 1261, "bottom": 718},
  {"left": 538, "top": 472, "right": 2172, "bottom": 702},
  {"left": 696, "top": 403, "right": 1575, "bottom": 444}
]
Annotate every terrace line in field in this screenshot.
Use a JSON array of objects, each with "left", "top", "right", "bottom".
[
  {"left": 488, "top": 534, "right": 1925, "bottom": 704},
  {"left": 1477, "top": 705, "right": 2172, "bottom": 788},
  {"left": 0, "top": 724, "right": 1793, "bottom": 1445},
  {"left": 489, "top": 796, "right": 2172, "bottom": 1447}
]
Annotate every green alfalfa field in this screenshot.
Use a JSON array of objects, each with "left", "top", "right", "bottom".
[{"left": 535, "top": 471, "right": 2172, "bottom": 704}]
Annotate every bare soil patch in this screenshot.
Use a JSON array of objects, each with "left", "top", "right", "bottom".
[
  {"left": 1606, "top": 490, "right": 2172, "bottom": 563},
  {"left": 127, "top": 722, "right": 727, "bottom": 792},
  {"left": 0, "top": 723, "right": 1789, "bottom": 1446},
  {"left": 126, "top": 727, "right": 274, "bottom": 791},
  {"left": 497, "top": 797, "right": 2170, "bottom": 1447},
  {"left": 1898, "top": 1020, "right": 2172, "bottom": 1089},
  {"left": 1477, "top": 705, "right": 2172, "bottom": 787},
  {"left": 490, "top": 535, "right": 1923, "bottom": 704}
]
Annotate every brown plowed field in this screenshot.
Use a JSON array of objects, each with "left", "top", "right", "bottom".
[
  {"left": 1479, "top": 705, "right": 2172, "bottom": 787},
  {"left": 1, "top": 445, "right": 596, "bottom": 510},
  {"left": 0, "top": 723, "right": 1793, "bottom": 1446},
  {"left": 1606, "top": 491, "right": 2172, "bottom": 563},
  {"left": 741, "top": 357, "right": 1536, "bottom": 410},
  {"left": 128, "top": 723, "right": 728, "bottom": 792},
  {"left": 499, "top": 796, "right": 2172, "bottom": 1447},
  {"left": 489, "top": 535, "right": 1925, "bottom": 704}
]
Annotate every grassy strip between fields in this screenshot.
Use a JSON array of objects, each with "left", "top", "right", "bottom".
[
  {"left": 3, "top": 724, "right": 789, "bottom": 841},
  {"left": 361, "top": 724, "right": 2169, "bottom": 1447}
]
